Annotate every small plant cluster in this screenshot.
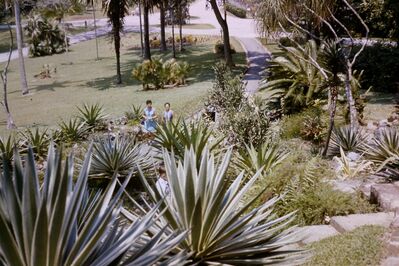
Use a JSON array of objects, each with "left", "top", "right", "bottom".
[
  {"left": 214, "top": 40, "right": 237, "bottom": 55},
  {"left": 24, "top": 14, "right": 67, "bottom": 57},
  {"left": 225, "top": 3, "right": 247, "bottom": 18},
  {"left": 150, "top": 35, "right": 198, "bottom": 48},
  {"left": 132, "top": 58, "right": 190, "bottom": 90}
]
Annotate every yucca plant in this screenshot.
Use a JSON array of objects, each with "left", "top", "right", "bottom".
[
  {"left": 77, "top": 103, "right": 107, "bottom": 128},
  {"left": 235, "top": 141, "right": 288, "bottom": 179},
  {"left": 132, "top": 147, "right": 307, "bottom": 265},
  {"left": 58, "top": 118, "right": 88, "bottom": 142},
  {"left": 328, "top": 125, "right": 368, "bottom": 156},
  {"left": 154, "top": 119, "right": 223, "bottom": 165},
  {"left": 19, "top": 127, "right": 51, "bottom": 157},
  {"left": 335, "top": 147, "right": 373, "bottom": 180},
  {"left": 125, "top": 104, "right": 143, "bottom": 123},
  {"left": 0, "top": 135, "right": 16, "bottom": 165},
  {"left": 90, "top": 135, "right": 151, "bottom": 178},
  {"left": 366, "top": 127, "right": 399, "bottom": 163},
  {"left": 0, "top": 145, "right": 187, "bottom": 266}
]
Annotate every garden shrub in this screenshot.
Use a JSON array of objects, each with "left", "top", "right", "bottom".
[
  {"left": 354, "top": 44, "right": 399, "bottom": 93},
  {"left": 225, "top": 3, "right": 247, "bottom": 18},
  {"left": 214, "top": 40, "right": 236, "bottom": 55},
  {"left": 24, "top": 14, "right": 67, "bottom": 57},
  {"left": 132, "top": 59, "right": 189, "bottom": 90}
]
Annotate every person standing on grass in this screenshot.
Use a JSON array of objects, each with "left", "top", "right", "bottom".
[
  {"left": 143, "top": 100, "right": 157, "bottom": 133},
  {"left": 163, "top": 102, "right": 174, "bottom": 123}
]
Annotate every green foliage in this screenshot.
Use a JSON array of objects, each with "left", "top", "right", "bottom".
[
  {"left": 261, "top": 40, "right": 327, "bottom": 114},
  {"left": 90, "top": 135, "right": 150, "bottom": 178},
  {"left": 0, "top": 145, "right": 186, "bottom": 266},
  {"left": 134, "top": 147, "right": 307, "bottom": 265},
  {"left": 154, "top": 119, "right": 222, "bottom": 164},
  {"left": 125, "top": 104, "right": 143, "bottom": 124},
  {"left": 235, "top": 141, "right": 288, "bottom": 178},
  {"left": 20, "top": 127, "right": 50, "bottom": 157},
  {"left": 0, "top": 135, "right": 16, "bottom": 165},
  {"left": 300, "top": 111, "right": 327, "bottom": 144},
  {"left": 214, "top": 40, "right": 237, "bottom": 55},
  {"left": 132, "top": 59, "right": 190, "bottom": 90},
  {"left": 328, "top": 125, "right": 368, "bottom": 156},
  {"left": 305, "top": 225, "right": 386, "bottom": 266},
  {"left": 354, "top": 44, "right": 399, "bottom": 93},
  {"left": 58, "top": 118, "right": 88, "bottom": 142},
  {"left": 24, "top": 14, "right": 67, "bottom": 57},
  {"left": 225, "top": 3, "right": 247, "bottom": 18},
  {"left": 77, "top": 103, "right": 106, "bottom": 128}
]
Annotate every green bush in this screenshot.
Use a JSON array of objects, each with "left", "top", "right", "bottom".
[
  {"left": 132, "top": 59, "right": 190, "bottom": 90},
  {"left": 214, "top": 40, "right": 236, "bottom": 55},
  {"left": 24, "top": 14, "right": 67, "bottom": 57},
  {"left": 225, "top": 3, "right": 247, "bottom": 18},
  {"left": 354, "top": 44, "right": 399, "bottom": 93}
]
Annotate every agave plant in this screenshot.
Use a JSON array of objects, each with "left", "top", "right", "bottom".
[
  {"left": 132, "top": 147, "right": 307, "bottom": 265},
  {"left": 335, "top": 147, "right": 373, "bottom": 180},
  {"left": 366, "top": 127, "right": 399, "bottom": 163},
  {"left": 260, "top": 40, "right": 327, "bottom": 114},
  {"left": 235, "top": 141, "right": 288, "bottom": 179},
  {"left": 58, "top": 118, "right": 88, "bottom": 142},
  {"left": 154, "top": 119, "right": 223, "bottom": 165},
  {"left": 0, "top": 145, "right": 187, "bottom": 266},
  {"left": 19, "top": 127, "right": 51, "bottom": 157},
  {"left": 328, "top": 125, "right": 368, "bottom": 156},
  {"left": 0, "top": 135, "right": 16, "bottom": 164},
  {"left": 77, "top": 103, "right": 107, "bottom": 128},
  {"left": 90, "top": 135, "right": 151, "bottom": 178},
  {"left": 125, "top": 104, "right": 143, "bottom": 123}
]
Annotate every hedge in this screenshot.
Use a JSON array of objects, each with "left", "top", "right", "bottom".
[{"left": 225, "top": 3, "right": 246, "bottom": 18}]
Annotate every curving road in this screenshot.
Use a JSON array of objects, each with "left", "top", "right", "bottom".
[{"left": 0, "top": 0, "right": 270, "bottom": 93}]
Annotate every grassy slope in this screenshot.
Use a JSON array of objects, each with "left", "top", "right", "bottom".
[
  {"left": 0, "top": 28, "right": 17, "bottom": 54},
  {"left": 1, "top": 33, "right": 245, "bottom": 133},
  {"left": 305, "top": 225, "right": 386, "bottom": 266}
]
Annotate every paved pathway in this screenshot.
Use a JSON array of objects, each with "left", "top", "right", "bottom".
[{"left": 0, "top": 0, "right": 271, "bottom": 93}]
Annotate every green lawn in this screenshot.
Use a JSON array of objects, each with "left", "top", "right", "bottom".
[
  {"left": 1, "top": 33, "right": 245, "bottom": 133},
  {"left": 153, "top": 23, "right": 216, "bottom": 30},
  {"left": 0, "top": 28, "right": 17, "bottom": 53},
  {"left": 304, "top": 225, "right": 386, "bottom": 266}
]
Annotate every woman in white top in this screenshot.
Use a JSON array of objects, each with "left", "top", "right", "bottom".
[{"left": 163, "top": 102, "right": 174, "bottom": 123}]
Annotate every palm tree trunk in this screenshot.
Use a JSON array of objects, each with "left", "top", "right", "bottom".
[
  {"left": 143, "top": 3, "right": 151, "bottom": 60},
  {"left": 14, "top": 0, "right": 29, "bottom": 95},
  {"left": 171, "top": 8, "right": 176, "bottom": 58},
  {"left": 138, "top": 0, "right": 144, "bottom": 57},
  {"left": 114, "top": 30, "right": 122, "bottom": 84},
  {"left": 345, "top": 66, "right": 358, "bottom": 129},
  {"left": 322, "top": 87, "right": 337, "bottom": 157},
  {"left": 1, "top": 24, "right": 17, "bottom": 129},
  {"left": 209, "top": 0, "right": 233, "bottom": 67},
  {"left": 92, "top": 4, "right": 99, "bottom": 60},
  {"left": 179, "top": 7, "right": 183, "bottom": 52},
  {"left": 160, "top": 3, "right": 167, "bottom": 52}
]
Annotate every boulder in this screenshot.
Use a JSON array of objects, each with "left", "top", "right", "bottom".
[
  {"left": 299, "top": 225, "right": 339, "bottom": 244},
  {"left": 330, "top": 212, "right": 394, "bottom": 233},
  {"left": 370, "top": 184, "right": 399, "bottom": 211}
]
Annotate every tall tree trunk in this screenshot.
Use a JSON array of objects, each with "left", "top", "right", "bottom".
[
  {"left": 92, "top": 4, "right": 99, "bottom": 60},
  {"left": 209, "top": 0, "right": 233, "bottom": 67},
  {"left": 14, "top": 0, "right": 29, "bottom": 95},
  {"left": 160, "top": 2, "right": 167, "bottom": 52},
  {"left": 114, "top": 30, "right": 122, "bottom": 84},
  {"left": 143, "top": 4, "right": 151, "bottom": 60},
  {"left": 322, "top": 86, "right": 338, "bottom": 157},
  {"left": 139, "top": 0, "right": 144, "bottom": 57},
  {"left": 345, "top": 66, "right": 358, "bottom": 129},
  {"left": 179, "top": 7, "right": 183, "bottom": 52},
  {"left": 171, "top": 8, "right": 176, "bottom": 58},
  {"left": 1, "top": 24, "right": 17, "bottom": 129}
]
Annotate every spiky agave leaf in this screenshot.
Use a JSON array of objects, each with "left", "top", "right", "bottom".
[
  {"left": 133, "top": 147, "right": 307, "bottom": 265},
  {"left": 0, "top": 144, "right": 186, "bottom": 266},
  {"left": 366, "top": 127, "right": 399, "bottom": 163},
  {"left": 19, "top": 127, "right": 51, "bottom": 157},
  {"left": 90, "top": 135, "right": 151, "bottom": 178},
  {"left": 328, "top": 125, "right": 368, "bottom": 156},
  {"left": 0, "top": 134, "right": 16, "bottom": 165},
  {"left": 77, "top": 103, "right": 107, "bottom": 128},
  {"left": 58, "top": 118, "right": 88, "bottom": 142}
]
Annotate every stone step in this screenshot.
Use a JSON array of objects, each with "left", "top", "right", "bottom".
[
  {"left": 370, "top": 184, "right": 399, "bottom": 211},
  {"left": 299, "top": 225, "right": 339, "bottom": 244},
  {"left": 381, "top": 257, "right": 399, "bottom": 266},
  {"left": 330, "top": 212, "right": 394, "bottom": 233}
]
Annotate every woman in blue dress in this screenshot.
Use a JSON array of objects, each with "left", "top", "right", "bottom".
[{"left": 143, "top": 100, "right": 157, "bottom": 133}]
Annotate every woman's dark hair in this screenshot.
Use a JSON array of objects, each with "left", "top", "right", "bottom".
[
  {"left": 146, "top": 100, "right": 152, "bottom": 105},
  {"left": 164, "top": 102, "right": 170, "bottom": 107}
]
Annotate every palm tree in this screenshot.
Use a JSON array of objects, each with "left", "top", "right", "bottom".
[
  {"left": 80, "top": 0, "right": 100, "bottom": 60},
  {"left": 13, "top": 0, "right": 29, "bottom": 95},
  {"left": 158, "top": 0, "right": 168, "bottom": 52},
  {"left": 320, "top": 40, "right": 345, "bottom": 156},
  {"left": 209, "top": 0, "right": 233, "bottom": 66},
  {"left": 102, "top": 0, "right": 130, "bottom": 84},
  {"left": 142, "top": 0, "right": 156, "bottom": 60}
]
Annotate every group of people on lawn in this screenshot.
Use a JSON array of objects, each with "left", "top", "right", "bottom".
[{"left": 142, "top": 99, "right": 173, "bottom": 133}]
